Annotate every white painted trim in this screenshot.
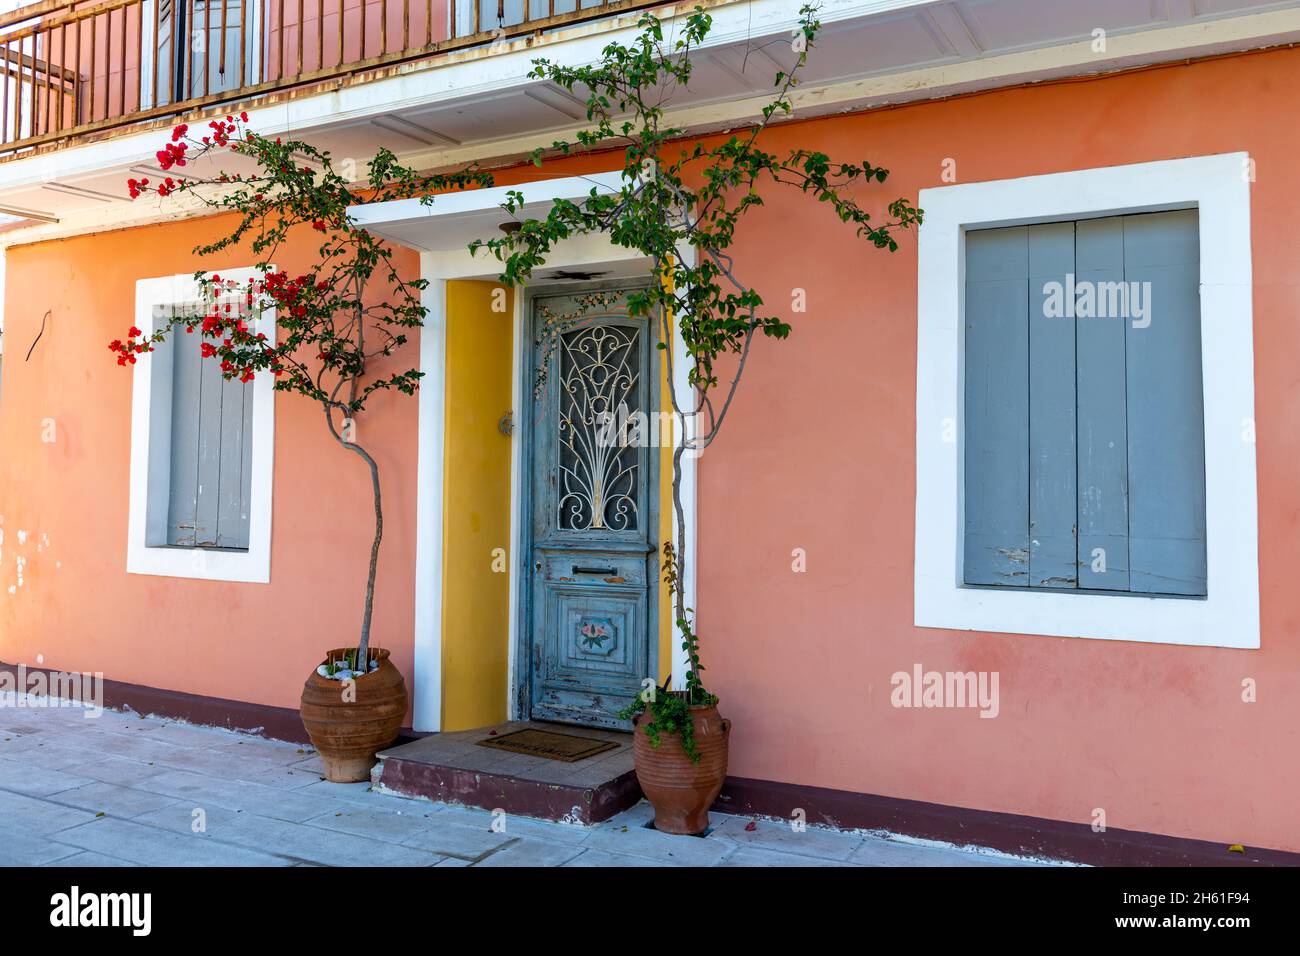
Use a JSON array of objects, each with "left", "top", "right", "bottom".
[
  {"left": 670, "top": 241, "right": 699, "bottom": 691},
  {"left": 505, "top": 290, "right": 526, "bottom": 720},
  {"left": 412, "top": 271, "right": 448, "bottom": 731},
  {"left": 914, "top": 152, "right": 1259, "bottom": 649},
  {"left": 127, "top": 268, "right": 276, "bottom": 583},
  {"left": 425, "top": 233, "right": 647, "bottom": 279},
  {"left": 349, "top": 171, "right": 628, "bottom": 243}
]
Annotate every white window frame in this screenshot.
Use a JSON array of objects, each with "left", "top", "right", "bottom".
[
  {"left": 914, "top": 152, "right": 1258, "bottom": 649},
  {"left": 127, "top": 268, "right": 275, "bottom": 583}
]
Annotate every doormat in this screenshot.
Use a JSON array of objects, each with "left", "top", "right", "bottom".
[{"left": 476, "top": 728, "right": 620, "bottom": 763}]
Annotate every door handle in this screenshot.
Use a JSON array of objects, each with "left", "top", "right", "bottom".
[{"left": 573, "top": 565, "right": 618, "bottom": 576}]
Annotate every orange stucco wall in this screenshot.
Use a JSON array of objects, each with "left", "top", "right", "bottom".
[
  {"left": 0, "top": 216, "right": 421, "bottom": 717},
  {"left": 693, "top": 48, "right": 1300, "bottom": 852},
  {"left": 2, "top": 45, "right": 1298, "bottom": 851}
]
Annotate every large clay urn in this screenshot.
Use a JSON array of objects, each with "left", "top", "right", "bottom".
[
  {"left": 633, "top": 703, "right": 730, "bottom": 835},
  {"left": 300, "top": 648, "right": 407, "bottom": 783}
]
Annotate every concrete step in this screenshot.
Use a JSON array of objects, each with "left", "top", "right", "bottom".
[{"left": 373, "top": 720, "right": 641, "bottom": 825}]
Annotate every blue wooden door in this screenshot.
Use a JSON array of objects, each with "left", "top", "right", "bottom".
[{"left": 526, "top": 287, "right": 658, "bottom": 729}]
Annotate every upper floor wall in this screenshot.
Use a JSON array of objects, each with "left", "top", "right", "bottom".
[{"left": 0, "top": 0, "right": 1298, "bottom": 243}]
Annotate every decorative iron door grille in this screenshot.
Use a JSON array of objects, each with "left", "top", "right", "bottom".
[{"left": 557, "top": 322, "right": 642, "bottom": 533}]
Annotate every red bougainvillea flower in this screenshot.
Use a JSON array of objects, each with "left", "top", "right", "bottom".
[
  {"left": 156, "top": 141, "right": 188, "bottom": 170},
  {"left": 312, "top": 220, "right": 327, "bottom": 231},
  {"left": 207, "top": 118, "right": 237, "bottom": 147},
  {"left": 108, "top": 334, "right": 153, "bottom": 365}
]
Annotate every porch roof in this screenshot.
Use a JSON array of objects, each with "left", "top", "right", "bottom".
[{"left": 347, "top": 172, "right": 624, "bottom": 253}]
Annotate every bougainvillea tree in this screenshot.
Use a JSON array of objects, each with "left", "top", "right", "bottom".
[
  {"left": 111, "top": 114, "right": 491, "bottom": 671},
  {"left": 474, "top": 5, "right": 921, "bottom": 754}
]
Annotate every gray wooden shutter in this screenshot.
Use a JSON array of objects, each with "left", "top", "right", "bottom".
[
  {"left": 964, "top": 210, "right": 1205, "bottom": 597},
  {"left": 963, "top": 226, "right": 1030, "bottom": 586},
  {"left": 1123, "top": 209, "right": 1206, "bottom": 595},
  {"left": 167, "top": 323, "right": 254, "bottom": 550}
]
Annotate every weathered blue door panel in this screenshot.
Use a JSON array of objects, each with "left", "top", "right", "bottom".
[{"left": 526, "top": 287, "right": 658, "bottom": 728}]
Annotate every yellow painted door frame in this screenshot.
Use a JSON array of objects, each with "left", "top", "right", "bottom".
[{"left": 439, "top": 279, "right": 514, "bottom": 731}]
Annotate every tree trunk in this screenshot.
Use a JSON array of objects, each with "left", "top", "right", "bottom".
[
  {"left": 325, "top": 405, "right": 383, "bottom": 673},
  {"left": 355, "top": 445, "right": 383, "bottom": 671}
]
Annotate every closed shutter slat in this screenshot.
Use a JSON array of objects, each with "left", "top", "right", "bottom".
[
  {"left": 167, "top": 317, "right": 203, "bottom": 547},
  {"left": 1028, "top": 221, "right": 1078, "bottom": 588},
  {"left": 1123, "top": 209, "right": 1206, "bottom": 595},
  {"left": 193, "top": 341, "right": 224, "bottom": 547},
  {"left": 963, "top": 226, "right": 1030, "bottom": 587},
  {"left": 1076, "top": 216, "right": 1131, "bottom": 591},
  {"left": 214, "top": 374, "right": 252, "bottom": 549},
  {"left": 237, "top": 372, "right": 255, "bottom": 549}
]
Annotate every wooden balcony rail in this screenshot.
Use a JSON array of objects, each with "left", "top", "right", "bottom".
[{"left": 0, "top": 0, "right": 662, "bottom": 157}]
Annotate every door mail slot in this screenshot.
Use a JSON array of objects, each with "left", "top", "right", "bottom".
[{"left": 540, "top": 553, "right": 648, "bottom": 587}]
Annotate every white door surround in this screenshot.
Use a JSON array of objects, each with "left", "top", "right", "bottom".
[{"left": 352, "top": 175, "right": 698, "bottom": 730}]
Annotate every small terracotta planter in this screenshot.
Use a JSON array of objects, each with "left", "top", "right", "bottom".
[
  {"left": 633, "top": 703, "right": 730, "bottom": 835},
  {"left": 300, "top": 647, "right": 407, "bottom": 783}
]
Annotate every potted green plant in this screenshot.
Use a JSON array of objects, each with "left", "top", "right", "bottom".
[
  {"left": 112, "top": 116, "right": 490, "bottom": 781},
  {"left": 477, "top": 5, "right": 921, "bottom": 833}
]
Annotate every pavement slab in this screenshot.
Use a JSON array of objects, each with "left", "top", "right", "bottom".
[{"left": 0, "top": 704, "right": 1058, "bottom": 868}]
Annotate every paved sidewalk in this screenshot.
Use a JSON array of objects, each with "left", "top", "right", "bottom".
[{"left": 0, "top": 696, "right": 1051, "bottom": 867}]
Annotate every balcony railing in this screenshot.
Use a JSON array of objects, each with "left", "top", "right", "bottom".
[{"left": 0, "top": 0, "right": 661, "bottom": 158}]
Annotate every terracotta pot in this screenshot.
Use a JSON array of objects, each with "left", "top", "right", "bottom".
[
  {"left": 633, "top": 703, "right": 730, "bottom": 835},
  {"left": 300, "top": 648, "right": 407, "bottom": 783}
]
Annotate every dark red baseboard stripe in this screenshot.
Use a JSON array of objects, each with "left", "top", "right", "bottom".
[
  {"left": 0, "top": 661, "right": 433, "bottom": 747},
  {"left": 1, "top": 660, "right": 314, "bottom": 743},
  {"left": 714, "top": 776, "right": 1300, "bottom": 867}
]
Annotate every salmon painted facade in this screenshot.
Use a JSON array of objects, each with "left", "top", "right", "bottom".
[{"left": 1, "top": 0, "right": 1298, "bottom": 860}]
